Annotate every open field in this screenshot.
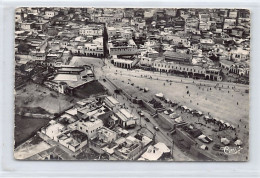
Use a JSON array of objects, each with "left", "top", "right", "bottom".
[
  {"left": 14, "top": 115, "right": 50, "bottom": 148},
  {"left": 15, "top": 83, "right": 76, "bottom": 147},
  {"left": 15, "top": 82, "right": 75, "bottom": 114},
  {"left": 14, "top": 134, "right": 51, "bottom": 160}
]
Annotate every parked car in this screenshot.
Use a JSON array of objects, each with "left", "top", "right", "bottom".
[
  {"left": 145, "top": 117, "right": 150, "bottom": 122},
  {"left": 212, "top": 144, "right": 221, "bottom": 151},
  {"left": 154, "top": 126, "right": 160, "bottom": 131},
  {"left": 138, "top": 111, "right": 144, "bottom": 117}
]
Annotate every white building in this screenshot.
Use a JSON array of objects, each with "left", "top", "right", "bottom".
[
  {"left": 97, "top": 127, "right": 117, "bottom": 143},
  {"left": 76, "top": 119, "right": 104, "bottom": 139},
  {"left": 84, "top": 43, "right": 104, "bottom": 57},
  {"left": 20, "top": 22, "right": 35, "bottom": 30},
  {"left": 230, "top": 48, "right": 250, "bottom": 62},
  {"left": 115, "top": 108, "right": 136, "bottom": 128},
  {"left": 107, "top": 26, "right": 133, "bottom": 40},
  {"left": 224, "top": 18, "right": 236, "bottom": 29},
  {"left": 113, "top": 58, "right": 134, "bottom": 69},
  {"left": 45, "top": 11, "right": 57, "bottom": 18},
  {"left": 79, "top": 26, "right": 103, "bottom": 37},
  {"left": 104, "top": 96, "right": 120, "bottom": 111},
  {"left": 108, "top": 39, "right": 138, "bottom": 56},
  {"left": 140, "top": 56, "right": 154, "bottom": 67},
  {"left": 139, "top": 142, "right": 171, "bottom": 161}
]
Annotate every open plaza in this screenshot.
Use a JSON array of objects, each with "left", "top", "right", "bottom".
[{"left": 14, "top": 7, "right": 250, "bottom": 161}]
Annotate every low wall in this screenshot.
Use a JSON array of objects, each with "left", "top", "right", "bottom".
[
  {"left": 157, "top": 113, "right": 174, "bottom": 129},
  {"left": 106, "top": 77, "right": 140, "bottom": 103},
  {"left": 190, "top": 145, "right": 219, "bottom": 161},
  {"left": 142, "top": 100, "right": 157, "bottom": 114},
  {"left": 89, "top": 142, "right": 105, "bottom": 154},
  {"left": 22, "top": 113, "right": 52, "bottom": 119},
  {"left": 175, "top": 128, "right": 196, "bottom": 149}
]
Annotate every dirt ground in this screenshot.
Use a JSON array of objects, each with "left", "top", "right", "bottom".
[
  {"left": 69, "top": 56, "right": 104, "bottom": 68},
  {"left": 15, "top": 82, "right": 75, "bottom": 114},
  {"left": 14, "top": 135, "right": 51, "bottom": 160},
  {"left": 14, "top": 115, "right": 50, "bottom": 148},
  {"left": 14, "top": 82, "right": 76, "bottom": 147}
]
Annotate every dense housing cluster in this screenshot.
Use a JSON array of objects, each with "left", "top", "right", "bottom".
[{"left": 14, "top": 8, "right": 250, "bottom": 161}]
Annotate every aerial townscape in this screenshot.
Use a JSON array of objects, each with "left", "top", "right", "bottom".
[{"left": 14, "top": 7, "right": 250, "bottom": 161}]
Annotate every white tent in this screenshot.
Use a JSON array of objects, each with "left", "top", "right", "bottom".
[
  {"left": 234, "top": 139, "right": 243, "bottom": 146},
  {"left": 200, "top": 145, "right": 208, "bottom": 150},
  {"left": 198, "top": 134, "right": 206, "bottom": 139},
  {"left": 204, "top": 116, "right": 210, "bottom": 120},
  {"left": 182, "top": 105, "right": 188, "bottom": 110},
  {"left": 220, "top": 120, "right": 225, "bottom": 124},
  {"left": 221, "top": 137, "right": 230, "bottom": 145},
  {"left": 214, "top": 118, "right": 220, "bottom": 122},
  {"left": 231, "top": 125, "right": 236, "bottom": 129},
  {"left": 168, "top": 108, "right": 174, "bottom": 112},
  {"left": 225, "top": 122, "right": 231, "bottom": 127},
  {"left": 164, "top": 110, "right": 169, "bottom": 115},
  {"left": 197, "top": 111, "right": 203, "bottom": 115},
  {"left": 175, "top": 116, "right": 183, "bottom": 123},
  {"left": 155, "top": 93, "right": 164, "bottom": 98}
]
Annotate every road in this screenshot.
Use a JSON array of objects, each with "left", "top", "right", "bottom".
[{"left": 69, "top": 56, "right": 249, "bottom": 161}]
